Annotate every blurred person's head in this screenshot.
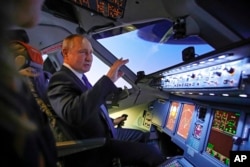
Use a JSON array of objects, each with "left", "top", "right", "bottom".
[
  {"left": 0, "top": 0, "right": 45, "bottom": 53},
  {"left": 6, "top": 0, "right": 45, "bottom": 28}
]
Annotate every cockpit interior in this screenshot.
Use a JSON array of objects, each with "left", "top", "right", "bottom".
[{"left": 9, "top": 0, "right": 250, "bottom": 166}]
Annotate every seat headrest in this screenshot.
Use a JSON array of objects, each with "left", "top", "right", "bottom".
[{"left": 10, "top": 41, "right": 43, "bottom": 70}]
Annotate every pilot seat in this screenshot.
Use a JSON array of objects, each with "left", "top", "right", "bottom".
[{"left": 9, "top": 39, "right": 107, "bottom": 166}]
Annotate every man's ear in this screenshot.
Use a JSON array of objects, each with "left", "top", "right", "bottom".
[{"left": 62, "top": 49, "right": 68, "bottom": 57}]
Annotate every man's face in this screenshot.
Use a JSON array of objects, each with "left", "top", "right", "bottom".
[{"left": 65, "top": 37, "right": 93, "bottom": 73}]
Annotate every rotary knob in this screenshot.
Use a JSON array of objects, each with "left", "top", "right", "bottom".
[{"left": 224, "top": 67, "right": 235, "bottom": 74}]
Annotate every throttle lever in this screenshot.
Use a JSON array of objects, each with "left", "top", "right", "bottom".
[{"left": 117, "top": 114, "right": 128, "bottom": 128}]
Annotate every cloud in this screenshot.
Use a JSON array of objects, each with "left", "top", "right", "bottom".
[{"left": 148, "top": 44, "right": 160, "bottom": 56}]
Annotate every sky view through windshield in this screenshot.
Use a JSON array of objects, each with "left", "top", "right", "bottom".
[{"left": 86, "top": 30, "right": 214, "bottom": 88}]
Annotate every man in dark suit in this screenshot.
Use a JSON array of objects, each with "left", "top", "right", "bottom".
[{"left": 47, "top": 34, "right": 165, "bottom": 167}]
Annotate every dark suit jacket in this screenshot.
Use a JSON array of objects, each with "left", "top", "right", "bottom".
[
  {"left": 47, "top": 65, "right": 118, "bottom": 139},
  {"left": 47, "top": 66, "right": 165, "bottom": 167}
]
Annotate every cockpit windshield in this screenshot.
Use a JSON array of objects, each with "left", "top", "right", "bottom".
[
  {"left": 94, "top": 19, "right": 214, "bottom": 75},
  {"left": 88, "top": 19, "right": 214, "bottom": 88}
]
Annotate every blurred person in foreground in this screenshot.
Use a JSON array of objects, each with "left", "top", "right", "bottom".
[{"left": 0, "top": 0, "right": 57, "bottom": 166}]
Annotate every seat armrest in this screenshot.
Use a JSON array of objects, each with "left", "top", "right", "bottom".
[{"left": 56, "top": 137, "right": 106, "bottom": 157}]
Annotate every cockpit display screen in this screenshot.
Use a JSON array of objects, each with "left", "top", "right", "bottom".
[
  {"left": 193, "top": 123, "right": 203, "bottom": 140},
  {"left": 66, "top": 0, "right": 126, "bottom": 19},
  {"left": 176, "top": 104, "right": 195, "bottom": 139},
  {"left": 165, "top": 101, "right": 180, "bottom": 131},
  {"left": 205, "top": 109, "right": 240, "bottom": 166}
]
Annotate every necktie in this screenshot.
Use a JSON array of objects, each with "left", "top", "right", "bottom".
[
  {"left": 81, "top": 74, "right": 117, "bottom": 138},
  {"left": 82, "top": 74, "right": 92, "bottom": 88}
]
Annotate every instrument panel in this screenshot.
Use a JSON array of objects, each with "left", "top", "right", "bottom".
[
  {"left": 161, "top": 59, "right": 243, "bottom": 89},
  {"left": 151, "top": 98, "right": 248, "bottom": 167}
]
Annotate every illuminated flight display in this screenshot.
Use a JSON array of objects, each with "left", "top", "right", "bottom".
[
  {"left": 193, "top": 123, "right": 203, "bottom": 140},
  {"left": 206, "top": 110, "right": 240, "bottom": 166},
  {"left": 166, "top": 101, "right": 180, "bottom": 131},
  {"left": 176, "top": 104, "right": 195, "bottom": 139},
  {"left": 67, "top": 0, "right": 127, "bottom": 19}
]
